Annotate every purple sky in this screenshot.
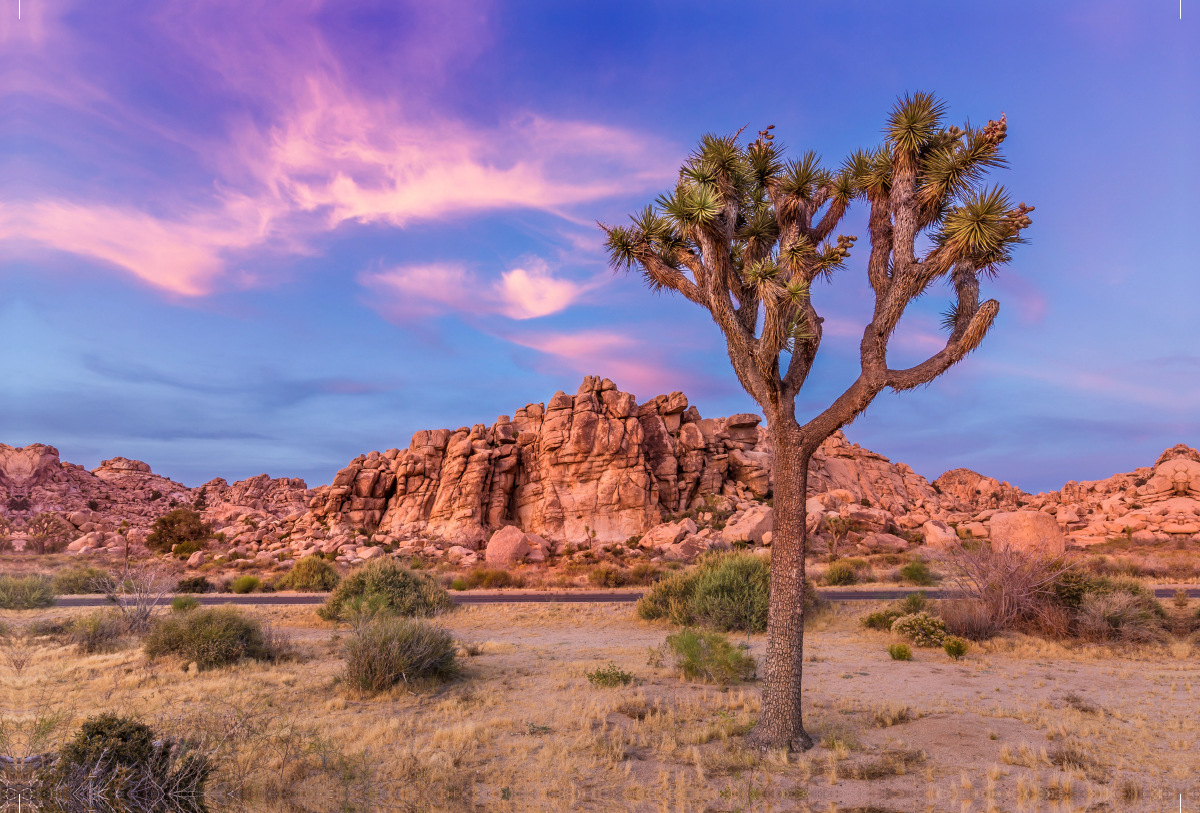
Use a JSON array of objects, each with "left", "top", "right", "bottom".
[{"left": 1, "top": 1, "right": 1196, "bottom": 493}]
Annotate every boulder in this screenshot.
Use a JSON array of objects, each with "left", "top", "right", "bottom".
[
  {"left": 989, "top": 511, "right": 1066, "bottom": 556},
  {"left": 485, "top": 525, "right": 533, "bottom": 566},
  {"left": 862, "top": 532, "right": 909, "bottom": 553},
  {"left": 921, "top": 520, "right": 958, "bottom": 549},
  {"left": 186, "top": 550, "right": 206, "bottom": 567},
  {"left": 639, "top": 519, "right": 697, "bottom": 549},
  {"left": 722, "top": 506, "right": 773, "bottom": 545},
  {"left": 356, "top": 546, "right": 386, "bottom": 560}
]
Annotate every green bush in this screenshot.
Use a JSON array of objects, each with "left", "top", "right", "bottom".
[
  {"left": 144, "top": 606, "right": 279, "bottom": 670},
  {"left": 319, "top": 558, "right": 454, "bottom": 622},
  {"left": 454, "top": 567, "right": 521, "bottom": 590},
  {"left": 637, "top": 552, "right": 818, "bottom": 633},
  {"left": 147, "top": 508, "right": 211, "bottom": 553},
  {"left": 861, "top": 608, "right": 905, "bottom": 631},
  {"left": 59, "top": 714, "right": 155, "bottom": 770},
  {"left": 664, "top": 628, "right": 756, "bottom": 685},
  {"left": 689, "top": 552, "right": 771, "bottom": 632},
  {"left": 171, "top": 596, "right": 200, "bottom": 613},
  {"left": 175, "top": 576, "right": 213, "bottom": 594},
  {"left": 1051, "top": 569, "right": 1094, "bottom": 609},
  {"left": 342, "top": 616, "right": 459, "bottom": 694},
  {"left": 51, "top": 714, "right": 211, "bottom": 799},
  {"left": 70, "top": 611, "right": 129, "bottom": 655},
  {"left": 586, "top": 662, "right": 634, "bottom": 687},
  {"left": 0, "top": 574, "right": 55, "bottom": 609},
  {"left": 449, "top": 577, "right": 468, "bottom": 591},
  {"left": 824, "top": 560, "right": 857, "bottom": 586},
  {"left": 890, "top": 612, "right": 947, "bottom": 647},
  {"left": 636, "top": 569, "right": 698, "bottom": 624},
  {"left": 276, "top": 555, "right": 341, "bottom": 592},
  {"left": 888, "top": 643, "right": 912, "bottom": 661},
  {"left": 943, "top": 635, "right": 969, "bottom": 661},
  {"left": 52, "top": 567, "right": 109, "bottom": 595},
  {"left": 899, "top": 560, "right": 935, "bottom": 586},
  {"left": 230, "top": 575, "right": 260, "bottom": 594},
  {"left": 899, "top": 592, "right": 928, "bottom": 614},
  {"left": 588, "top": 564, "right": 628, "bottom": 588},
  {"left": 628, "top": 562, "right": 662, "bottom": 585}
]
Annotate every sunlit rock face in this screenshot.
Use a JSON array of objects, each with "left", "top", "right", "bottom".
[{"left": 306, "top": 376, "right": 944, "bottom": 547}]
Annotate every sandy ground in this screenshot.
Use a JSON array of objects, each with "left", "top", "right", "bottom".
[{"left": 2, "top": 600, "right": 1199, "bottom": 812}]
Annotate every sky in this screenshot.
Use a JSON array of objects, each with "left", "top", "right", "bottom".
[{"left": 1, "top": 0, "right": 1196, "bottom": 493}]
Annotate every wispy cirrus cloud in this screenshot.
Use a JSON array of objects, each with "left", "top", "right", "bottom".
[{"left": 0, "top": 0, "right": 676, "bottom": 296}]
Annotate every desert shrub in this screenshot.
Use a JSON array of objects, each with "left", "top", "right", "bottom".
[
  {"left": 320, "top": 558, "right": 453, "bottom": 621},
  {"left": 276, "top": 555, "right": 340, "bottom": 592},
  {"left": 586, "top": 662, "right": 634, "bottom": 687},
  {"left": 70, "top": 611, "right": 129, "bottom": 654},
  {"left": 175, "top": 576, "right": 213, "bottom": 594},
  {"left": 147, "top": 508, "right": 211, "bottom": 553},
  {"left": 59, "top": 714, "right": 155, "bottom": 770},
  {"left": 861, "top": 593, "right": 927, "bottom": 632},
  {"left": 890, "top": 612, "right": 947, "bottom": 647},
  {"left": 52, "top": 567, "right": 110, "bottom": 595},
  {"left": 51, "top": 714, "right": 211, "bottom": 801},
  {"left": 342, "top": 616, "right": 458, "bottom": 694},
  {"left": 824, "top": 560, "right": 857, "bottom": 586},
  {"left": 1076, "top": 592, "right": 1168, "bottom": 644},
  {"left": 0, "top": 574, "right": 55, "bottom": 609},
  {"left": 887, "top": 643, "right": 912, "bottom": 661},
  {"left": 459, "top": 567, "right": 521, "bottom": 590},
  {"left": 899, "top": 560, "right": 935, "bottom": 586},
  {"left": 628, "top": 562, "right": 662, "bottom": 585},
  {"left": 171, "top": 538, "right": 206, "bottom": 559},
  {"left": 1051, "top": 569, "right": 1095, "bottom": 609},
  {"left": 937, "top": 542, "right": 1070, "bottom": 631},
  {"left": 861, "top": 608, "right": 905, "bottom": 631},
  {"left": 1174, "top": 589, "right": 1190, "bottom": 609},
  {"left": 690, "top": 552, "right": 770, "bottom": 632},
  {"left": 637, "top": 552, "right": 815, "bottom": 633},
  {"left": 588, "top": 563, "right": 628, "bottom": 588},
  {"left": 144, "top": 606, "right": 282, "bottom": 670},
  {"left": 938, "top": 598, "right": 1001, "bottom": 640},
  {"left": 943, "top": 635, "right": 969, "bottom": 661},
  {"left": 664, "top": 628, "right": 756, "bottom": 685},
  {"left": 230, "top": 575, "right": 260, "bottom": 594},
  {"left": 636, "top": 569, "right": 698, "bottom": 623},
  {"left": 171, "top": 596, "right": 200, "bottom": 612}
]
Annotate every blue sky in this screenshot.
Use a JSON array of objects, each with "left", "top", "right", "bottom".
[{"left": 1, "top": 0, "right": 1196, "bottom": 492}]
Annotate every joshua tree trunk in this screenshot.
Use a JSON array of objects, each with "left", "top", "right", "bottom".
[{"left": 747, "top": 415, "right": 814, "bottom": 751}]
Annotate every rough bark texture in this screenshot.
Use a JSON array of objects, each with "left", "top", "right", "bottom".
[{"left": 746, "top": 419, "right": 813, "bottom": 751}]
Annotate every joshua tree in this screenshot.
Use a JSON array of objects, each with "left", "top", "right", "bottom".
[
  {"left": 602, "top": 93, "right": 1032, "bottom": 750},
  {"left": 25, "top": 512, "right": 73, "bottom": 555}
]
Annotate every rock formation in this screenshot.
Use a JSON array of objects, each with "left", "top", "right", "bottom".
[{"left": 3, "top": 377, "right": 1197, "bottom": 566}]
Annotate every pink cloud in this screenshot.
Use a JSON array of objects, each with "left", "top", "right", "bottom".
[
  {"left": 360, "top": 257, "right": 603, "bottom": 321},
  {"left": 1, "top": 0, "right": 677, "bottom": 296},
  {"left": 505, "top": 329, "right": 680, "bottom": 397}
]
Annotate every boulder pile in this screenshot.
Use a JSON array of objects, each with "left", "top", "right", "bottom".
[{"left": 3, "top": 377, "right": 1198, "bottom": 567}]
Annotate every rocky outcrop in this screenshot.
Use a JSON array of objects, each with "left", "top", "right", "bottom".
[
  {"left": 298, "top": 377, "right": 948, "bottom": 556},
  {"left": 7, "top": 377, "right": 1197, "bottom": 567}
]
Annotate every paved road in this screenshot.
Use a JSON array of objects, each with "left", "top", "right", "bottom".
[{"left": 51, "top": 586, "right": 1200, "bottom": 608}]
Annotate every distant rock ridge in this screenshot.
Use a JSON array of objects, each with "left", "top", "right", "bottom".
[{"left": 1, "top": 377, "right": 1197, "bottom": 562}]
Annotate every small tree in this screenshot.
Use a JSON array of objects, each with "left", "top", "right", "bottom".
[
  {"left": 26, "top": 513, "right": 74, "bottom": 555},
  {"left": 603, "top": 93, "right": 1032, "bottom": 750},
  {"left": 147, "top": 508, "right": 211, "bottom": 553}
]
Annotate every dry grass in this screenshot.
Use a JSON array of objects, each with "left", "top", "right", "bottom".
[{"left": 0, "top": 596, "right": 1195, "bottom": 810}]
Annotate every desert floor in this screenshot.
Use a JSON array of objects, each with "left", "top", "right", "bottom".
[{"left": 3, "top": 600, "right": 1199, "bottom": 812}]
